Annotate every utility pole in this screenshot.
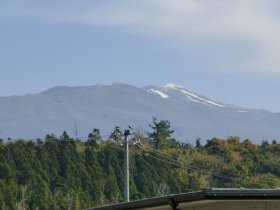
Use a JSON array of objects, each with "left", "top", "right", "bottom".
[{"left": 124, "top": 129, "right": 131, "bottom": 202}]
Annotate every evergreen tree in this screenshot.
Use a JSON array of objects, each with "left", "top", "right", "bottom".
[
  {"left": 60, "top": 131, "right": 70, "bottom": 140},
  {"left": 148, "top": 117, "right": 174, "bottom": 149},
  {"left": 87, "top": 129, "right": 102, "bottom": 146},
  {"left": 2, "top": 124, "right": 280, "bottom": 209},
  {"left": 110, "top": 126, "right": 123, "bottom": 143},
  {"left": 195, "top": 138, "right": 202, "bottom": 148}
]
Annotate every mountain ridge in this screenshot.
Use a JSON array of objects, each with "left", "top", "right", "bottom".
[{"left": 0, "top": 83, "right": 278, "bottom": 143}]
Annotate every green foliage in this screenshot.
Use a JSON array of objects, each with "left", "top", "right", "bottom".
[
  {"left": 109, "top": 126, "right": 123, "bottom": 143},
  {"left": 87, "top": 128, "right": 102, "bottom": 147},
  {"left": 1, "top": 129, "right": 280, "bottom": 209},
  {"left": 148, "top": 117, "right": 175, "bottom": 149}
]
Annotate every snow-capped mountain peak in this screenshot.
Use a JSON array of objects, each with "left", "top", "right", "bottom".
[
  {"left": 0, "top": 83, "right": 277, "bottom": 142},
  {"left": 163, "top": 83, "right": 185, "bottom": 89},
  {"left": 154, "top": 83, "right": 224, "bottom": 107}
]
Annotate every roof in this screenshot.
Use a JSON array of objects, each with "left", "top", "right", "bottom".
[{"left": 84, "top": 188, "right": 280, "bottom": 210}]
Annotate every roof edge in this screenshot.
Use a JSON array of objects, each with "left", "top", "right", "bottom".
[{"left": 85, "top": 188, "right": 280, "bottom": 210}]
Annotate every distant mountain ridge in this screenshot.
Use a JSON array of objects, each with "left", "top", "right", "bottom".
[{"left": 0, "top": 83, "right": 279, "bottom": 143}]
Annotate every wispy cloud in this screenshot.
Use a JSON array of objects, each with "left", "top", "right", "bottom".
[{"left": 2, "top": 0, "right": 280, "bottom": 76}]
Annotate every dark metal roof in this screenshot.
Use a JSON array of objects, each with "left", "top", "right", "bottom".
[
  {"left": 204, "top": 188, "right": 280, "bottom": 199},
  {"left": 84, "top": 188, "right": 280, "bottom": 210}
]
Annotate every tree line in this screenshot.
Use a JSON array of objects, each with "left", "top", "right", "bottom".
[{"left": 1, "top": 118, "right": 280, "bottom": 209}]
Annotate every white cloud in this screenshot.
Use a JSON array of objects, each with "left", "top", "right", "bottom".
[
  {"left": 85, "top": 0, "right": 280, "bottom": 76},
  {"left": 2, "top": 0, "right": 280, "bottom": 76}
]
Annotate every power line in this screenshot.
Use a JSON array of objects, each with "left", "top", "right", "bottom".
[
  {"left": 148, "top": 148, "right": 237, "bottom": 178},
  {"left": 143, "top": 149, "right": 234, "bottom": 181},
  {"left": 4, "top": 134, "right": 114, "bottom": 142},
  {"left": 140, "top": 144, "right": 270, "bottom": 188}
]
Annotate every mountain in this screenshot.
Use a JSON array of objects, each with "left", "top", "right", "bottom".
[{"left": 0, "top": 83, "right": 279, "bottom": 143}]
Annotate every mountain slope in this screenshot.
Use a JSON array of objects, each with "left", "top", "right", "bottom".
[{"left": 0, "top": 83, "right": 278, "bottom": 143}]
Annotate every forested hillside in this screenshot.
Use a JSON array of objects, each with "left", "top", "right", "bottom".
[{"left": 1, "top": 120, "right": 280, "bottom": 209}]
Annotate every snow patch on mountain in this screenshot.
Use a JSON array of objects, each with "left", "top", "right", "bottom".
[
  {"left": 162, "top": 83, "right": 225, "bottom": 107},
  {"left": 164, "top": 83, "right": 185, "bottom": 89},
  {"left": 149, "top": 89, "right": 169, "bottom": 99}
]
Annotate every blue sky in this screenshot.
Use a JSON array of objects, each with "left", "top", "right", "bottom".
[{"left": 1, "top": 0, "right": 280, "bottom": 112}]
